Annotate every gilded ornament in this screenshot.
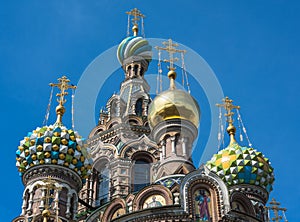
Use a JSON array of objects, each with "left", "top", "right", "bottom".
[
  {"left": 44, "top": 152, "right": 51, "bottom": 158},
  {"left": 37, "top": 145, "right": 43, "bottom": 151},
  {"left": 44, "top": 137, "right": 51, "bottom": 143},
  {"left": 61, "top": 138, "right": 68, "bottom": 145},
  {"left": 52, "top": 144, "right": 59, "bottom": 151},
  {"left": 67, "top": 148, "right": 74, "bottom": 155},
  {"left": 59, "top": 153, "right": 66, "bottom": 160}
]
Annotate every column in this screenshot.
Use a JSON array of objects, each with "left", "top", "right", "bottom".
[
  {"left": 171, "top": 136, "right": 176, "bottom": 154},
  {"left": 161, "top": 140, "right": 166, "bottom": 158},
  {"left": 182, "top": 137, "right": 187, "bottom": 156}
]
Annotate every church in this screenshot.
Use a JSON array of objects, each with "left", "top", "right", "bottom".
[{"left": 13, "top": 8, "right": 287, "bottom": 222}]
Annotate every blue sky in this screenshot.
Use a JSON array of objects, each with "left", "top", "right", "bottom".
[{"left": 1, "top": 1, "right": 299, "bottom": 221}]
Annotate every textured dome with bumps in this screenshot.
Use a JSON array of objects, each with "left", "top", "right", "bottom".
[
  {"left": 16, "top": 125, "right": 93, "bottom": 182},
  {"left": 206, "top": 142, "right": 274, "bottom": 193}
]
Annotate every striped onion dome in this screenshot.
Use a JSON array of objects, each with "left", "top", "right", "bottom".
[{"left": 117, "top": 36, "right": 152, "bottom": 65}]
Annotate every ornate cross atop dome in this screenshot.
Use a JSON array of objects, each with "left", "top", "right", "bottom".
[
  {"left": 155, "top": 39, "right": 186, "bottom": 72},
  {"left": 49, "top": 76, "right": 77, "bottom": 125},
  {"left": 155, "top": 39, "right": 186, "bottom": 90},
  {"left": 126, "top": 8, "right": 145, "bottom": 36},
  {"left": 216, "top": 96, "right": 240, "bottom": 144}
]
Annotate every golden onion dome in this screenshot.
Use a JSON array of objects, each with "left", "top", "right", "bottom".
[{"left": 148, "top": 71, "right": 200, "bottom": 129}]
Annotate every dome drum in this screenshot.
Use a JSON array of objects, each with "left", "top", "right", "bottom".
[
  {"left": 151, "top": 119, "right": 198, "bottom": 144},
  {"left": 22, "top": 164, "right": 83, "bottom": 191}
]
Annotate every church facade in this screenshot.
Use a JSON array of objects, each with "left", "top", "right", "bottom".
[{"left": 13, "top": 8, "right": 282, "bottom": 222}]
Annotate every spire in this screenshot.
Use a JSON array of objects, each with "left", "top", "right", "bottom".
[
  {"left": 49, "top": 76, "right": 77, "bottom": 125},
  {"left": 155, "top": 39, "right": 186, "bottom": 90},
  {"left": 126, "top": 8, "right": 145, "bottom": 36},
  {"left": 216, "top": 96, "right": 240, "bottom": 145}
]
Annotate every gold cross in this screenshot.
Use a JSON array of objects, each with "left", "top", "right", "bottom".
[
  {"left": 267, "top": 198, "right": 287, "bottom": 222},
  {"left": 126, "top": 8, "right": 145, "bottom": 26},
  {"left": 50, "top": 76, "right": 76, "bottom": 106},
  {"left": 155, "top": 39, "right": 186, "bottom": 71},
  {"left": 216, "top": 96, "right": 240, "bottom": 125}
]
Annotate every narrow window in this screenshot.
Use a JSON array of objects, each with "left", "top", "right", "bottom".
[
  {"left": 97, "top": 167, "right": 110, "bottom": 206},
  {"left": 132, "top": 159, "right": 150, "bottom": 192},
  {"left": 135, "top": 98, "right": 143, "bottom": 116}
]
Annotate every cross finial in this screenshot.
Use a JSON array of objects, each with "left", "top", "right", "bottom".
[
  {"left": 126, "top": 8, "right": 145, "bottom": 36},
  {"left": 155, "top": 39, "right": 186, "bottom": 90},
  {"left": 155, "top": 39, "right": 186, "bottom": 71},
  {"left": 266, "top": 198, "right": 288, "bottom": 222},
  {"left": 49, "top": 76, "right": 76, "bottom": 125},
  {"left": 216, "top": 97, "right": 240, "bottom": 144}
]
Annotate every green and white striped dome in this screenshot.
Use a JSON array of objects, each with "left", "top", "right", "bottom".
[{"left": 117, "top": 36, "right": 152, "bottom": 65}]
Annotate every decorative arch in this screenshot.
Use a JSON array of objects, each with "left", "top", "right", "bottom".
[
  {"left": 124, "top": 115, "right": 143, "bottom": 126},
  {"left": 133, "top": 184, "right": 173, "bottom": 211},
  {"left": 181, "top": 165, "right": 230, "bottom": 221},
  {"left": 119, "top": 135, "right": 159, "bottom": 159},
  {"left": 230, "top": 192, "right": 256, "bottom": 216},
  {"left": 101, "top": 198, "right": 127, "bottom": 222},
  {"left": 91, "top": 142, "right": 117, "bottom": 161},
  {"left": 106, "top": 117, "right": 122, "bottom": 129},
  {"left": 89, "top": 125, "right": 106, "bottom": 138}
]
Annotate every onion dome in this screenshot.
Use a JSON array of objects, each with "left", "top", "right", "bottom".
[
  {"left": 15, "top": 76, "right": 93, "bottom": 182},
  {"left": 117, "top": 36, "right": 152, "bottom": 65},
  {"left": 148, "top": 70, "right": 200, "bottom": 129},
  {"left": 206, "top": 142, "right": 274, "bottom": 192},
  {"left": 16, "top": 125, "right": 93, "bottom": 180},
  {"left": 206, "top": 97, "right": 274, "bottom": 193}
]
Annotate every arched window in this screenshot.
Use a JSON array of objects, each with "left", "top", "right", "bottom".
[
  {"left": 133, "top": 64, "right": 139, "bottom": 77},
  {"left": 132, "top": 159, "right": 151, "bottom": 192},
  {"left": 96, "top": 165, "right": 110, "bottom": 206},
  {"left": 135, "top": 98, "right": 143, "bottom": 116}
]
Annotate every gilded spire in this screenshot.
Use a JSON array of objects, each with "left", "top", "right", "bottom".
[
  {"left": 126, "top": 8, "right": 145, "bottom": 36},
  {"left": 155, "top": 39, "right": 186, "bottom": 90},
  {"left": 216, "top": 96, "right": 240, "bottom": 145},
  {"left": 49, "top": 76, "right": 76, "bottom": 125}
]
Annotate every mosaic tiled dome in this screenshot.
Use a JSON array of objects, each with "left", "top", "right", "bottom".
[
  {"left": 206, "top": 142, "right": 274, "bottom": 192},
  {"left": 117, "top": 36, "right": 152, "bottom": 65},
  {"left": 16, "top": 125, "right": 93, "bottom": 182}
]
